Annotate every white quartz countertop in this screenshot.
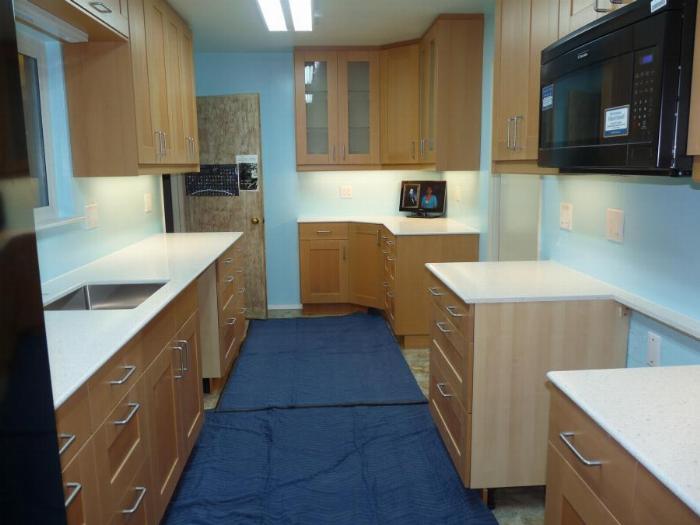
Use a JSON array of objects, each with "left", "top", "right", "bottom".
[
  {"left": 426, "top": 260, "right": 700, "bottom": 341},
  {"left": 43, "top": 233, "right": 242, "bottom": 408},
  {"left": 548, "top": 366, "right": 700, "bottom": 517},
  {"left": 297, "top": 216, "right": 479, "bottom": 236}
]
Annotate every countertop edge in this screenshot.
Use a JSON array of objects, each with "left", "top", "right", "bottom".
[
  {"left": 296, "top": 216, "right": 480, "bottom": 236},
  {"left": 546, "top": 374, "right": 700, "bottom": 518}
]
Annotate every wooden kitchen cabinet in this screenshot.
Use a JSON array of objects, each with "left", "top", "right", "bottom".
[
  {"left": 295, "top": 49, "right": 380, "bottom": 169},
  {"left": 173, "top": 312, "right": 203, "bottom": 459},
  {"left": 380, "top": 43, "right": 422, "bottom": 165},
  {"left": 558, "top": 0, "right": 632, "bottom": 37},
  {"left": 31, "top": 0, "right": 129, "bottom": 40},
  {"left": 299, "top": 238, "right": 349, "bottom": 304},
  {"left": 492, "top": 0, "right": 560, "bottom": 173},
  {"left": 62, "top": 440, "right": 101, "bottom": 525},
  {"left": 348, "top": 223, "right": 384, "bottom": 309}
]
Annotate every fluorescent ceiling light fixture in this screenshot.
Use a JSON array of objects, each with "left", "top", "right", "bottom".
[
  {"left": 304, "top": 64, "right": 314, "bottom": 85},
  {"left": 289, "top": 0, "right": 313, "bottom": 31},
  {"left": 257, "top": 0, "right": 287, "bottom": 31}
]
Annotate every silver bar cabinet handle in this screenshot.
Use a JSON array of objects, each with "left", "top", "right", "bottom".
[
  {"left": 223, "top": 258, "right": 233, "bottom": 264},
  {"left": 89, "top": 1, "right": 112, "bottom": 13},
  {"left": 58, "top": 433, "right": 76, "bottom": 456},
  {"left": 175, "top": 340, "right": 189, "bottom": 372},
  {"left": 436, "top": 383, "right": 454, "bottom": 398},
  {"left": 120, "top": 487, "right": 147, "bottom": 514},
  {"left": 113, "top": 402, "right": 140, "bottom": 426},
  {"left": 109, "top": 365, "right": 136, "bottom": 386},
  {"left": 316, "top": 230, "right": 332, "bottom": 234},
  {"left": 435, "top": 321, "right": 453, "bottom": 334},
  {"left": 446, "top": 306, "right": 465, "bottom": 318},
  {"left": 64, "top": 482, "right": 82, "bottom": 508},
  {"left": 226, "top": 317, "right": 237, "bottom": 326},
  {"left": 427, "top": 287, "right": 446, "bottom": 297},
  {"left": 506, "top": 117, "right": 512, "bottom": 150},
  {"left": 226, "top": 275, "right": 234, "bottom": 283},
  {"left": 559, "top": 432, "right": 603, "bottom": 467}
]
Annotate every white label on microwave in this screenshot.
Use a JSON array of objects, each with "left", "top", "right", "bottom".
[
  {"left": 650, "top": 0, "right": 667, "bottom": 13},
  {"left": 542, "top": 84, "right": 554, "bottom": 111},
  {"left": 604, "top": 105, "right": 630, "bottom": 138}
]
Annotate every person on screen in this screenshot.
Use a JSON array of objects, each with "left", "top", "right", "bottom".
[
  {"left": 421, "top": 186, "right": 438, "bottom": 209},
  {"left": 407, "top": 187, "right": 417, "bottom": 206}
]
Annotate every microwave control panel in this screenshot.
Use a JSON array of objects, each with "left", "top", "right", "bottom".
[{"left": 631, "top": 49, "right": 658, "bottom": 140}]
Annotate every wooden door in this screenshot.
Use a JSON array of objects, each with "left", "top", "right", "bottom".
[
  {"left": 145, "top": 345, "right": 182, "bottom": 519},
  {"left": 545, "top": 445, "right": 620, "bottom": 525},
  {"left": 493, "top": 0, "right": 532, "bottom": 161},
  {"left": 294, "top": 50, "right": 339, "bottom": 165},
  {"left": 143, "top": 0, "right": 170, "bottom": 164},
  {"left": 380, "top": 44, "right": 421, "bottom": 165},
  {"left": 337, "top": 50, "right": 380, "bottom": 165},
  {"left": 164, "top": 9, "right": 186, "bottom": 164},
  {"left": 127, "top": 0, "right": 158, "bottom": 164},
  {"left": 420, "top": 28, "right": 438, "bottom": 163},
  {"left": 348, "top": 223, "right": 383, "bottom": 308},
  {"left": 173, "top": 312, "right": 203, "bottom": 458},
  {"left": 299, "top": 239, "right": 349, "bottom": 304},
  {"left": 184, "top": 94, "right": 268, "bottom": 318},
  {"left": 179, "top": 25, "right": 199, "bottom": 165},
  {"left": 62, "top": 441, "right": 101, "bottom": 525}
]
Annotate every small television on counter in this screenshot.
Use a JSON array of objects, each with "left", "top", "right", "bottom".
[{"left": 399, "top": 180, "right": 446, "bottom": 218}]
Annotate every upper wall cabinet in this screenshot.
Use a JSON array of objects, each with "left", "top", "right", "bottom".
[
  {"left": 294, "top": 49, "right": 380, "bottom": 169},
  {"left": 31, "top": 0, "right": 129, "bottom": 40},
  {"left": 559, "top": 0, "right": 632, "bottom": 37},
  {"left": 294, "top": 14, "right": 484, "bottom": 172}
]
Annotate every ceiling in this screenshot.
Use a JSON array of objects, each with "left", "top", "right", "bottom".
[{"left": 168, "top": 0, "right": 494, "bottom": 52}]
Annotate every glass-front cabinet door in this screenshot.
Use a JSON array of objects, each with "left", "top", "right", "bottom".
[
  {"left": 337, "top": 51, "right": 380, "bottom": 165},
  {"left": 420, "top": 30, "right": 437, "bottom": 164},
  {"left": 294, "top": 50, "right": 338, "bottom": 165}
]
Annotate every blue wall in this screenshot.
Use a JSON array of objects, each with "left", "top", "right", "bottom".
[
  {"left": 195, "top": 19, "right": 494, "bottom": 307},
  {"left": 540, "top": 174, "right": 700, "bottom": 366}
]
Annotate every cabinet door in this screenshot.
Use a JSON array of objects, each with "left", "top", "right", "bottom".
[
  {"left": 420, "top": 29, "right": 438, "bottom": 163},
  {"left": 144, "top": 0, "right": 170, "bottom": 164},
  {"left": 493, "top": 0, "right": 532, "bottom": 161},
  {"left": 295, "top": 50, "right": 339, "bottom": 165},
  {"left": 62, "top": 440, "right": 101, "bottom": 525},
  {"left": 380, "top": 44, "right": 421, "bottom": 164},
  {"left": 145, "top": 345, "right": 182, "bottom": 519},
  {"left": 348, "top": 223, "right": 383, "bottom": 308},
  {"left": 179, "top": 26, "right": 199, "bottom": 165},
  {"left": 545, "top": 444, "right": 620, "bottom": 525},
  {"left": 299, "top": 239, "right": 349, "bottom": 304},
  {"left": 337, "top": 50, "right": 380, "bottom": 165},
  {"left": 174, "top": 312, "right": 203, "bottom": 459},
  {"left": 163, "top": 9, "right": 187, "bottom": 164}
]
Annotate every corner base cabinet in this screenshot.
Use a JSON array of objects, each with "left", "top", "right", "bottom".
[{"left": 426, "top": 272, "right": 630, "bottom": 488}]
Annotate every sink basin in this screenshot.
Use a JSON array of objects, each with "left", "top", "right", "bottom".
[{"left": 44, "top": 282, "right": 167, "bottom": 311}]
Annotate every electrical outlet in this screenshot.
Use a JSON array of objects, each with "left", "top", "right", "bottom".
[
  {"left": 647, "top": 332, "right": 661, "bottom": 367},
  {"left": 606, "top": 208, "right": 624, "bottom": 243},
  {"left": 85, "top": 203, "right": 99, "bottom": 230},
  {"left": 144, "top": 192, "right": 153, "bottom": 213},
  {"left": 560, "top": 202, "right": 573, "bottom": 231},
  {"left": 339, "top": 185, "right": 353, "bottom": 199}
]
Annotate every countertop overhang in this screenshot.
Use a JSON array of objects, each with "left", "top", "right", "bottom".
[{"left": 297, "top": 216, "right": 479, "bottom": 236}]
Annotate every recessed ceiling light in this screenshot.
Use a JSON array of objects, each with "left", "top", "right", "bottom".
[
  {"left": 289, "top": 0, "right": 313, "bottom": 31},
  {"left": 257, "top": 0, "right": 287, "bottom": 31}
]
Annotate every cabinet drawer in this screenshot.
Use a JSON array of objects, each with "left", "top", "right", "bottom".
[
  {"left": 427, "top": 272, "right": 474, "bottom": 341},
  {"left": 110, "top": 456, "right": 151, "bottom": 525},
  {"left": 62, "top": 439, "right": 101, "bottom": 525},
  {"left": 430, "top": 304, "right": 472, "bottom": 411},
  {"left": 141, "top": 307, "right": 176, "bottom": 366},
  {"left": 56, "top": 384, "right": 92, "bottom": 471},
  {"left": 88, "top": 338, "right": 144, "bottom": 430},
  {"left": 429, "top": 350, "right": 470, "bottom": 485},
  {"left": 549, "top": 387, "right": 637, "bottom": 524},
  {"left": 216, "top": 249, "right": 242, "bottom": 279},
  {"left": 173, "top": 282, "right": 197, "bottom": 328},
  {"left": 299, "top": 222, "right": 349, "bottom": 240},
  {"left": 94, "top": 376, "right": 148, "bottom": 519}
]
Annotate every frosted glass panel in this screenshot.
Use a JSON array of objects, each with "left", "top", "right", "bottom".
[
  {"left": 347, "top": 61, "right": 370, "bottom": 155},
  {"left": 305, "top": 61, "right": 329, "bottom": 155}
]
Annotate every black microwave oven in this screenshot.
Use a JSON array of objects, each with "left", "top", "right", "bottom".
[{"left": 539, "top": 0, "right": 697, "bottom": 176}]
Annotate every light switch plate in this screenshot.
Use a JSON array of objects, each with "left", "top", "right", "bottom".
[
  {"left": 85, "top": 203, "right": 99, "bottom": 230},
  {"left": 560, "top": 202, "right": 573, "bottom": 231},
  {"left": 340, "top": 185, "right": 353, "bottom": 199},
  {"left": 144, "top": 192, "right": 153, "bottom": 213},
  {"left": 647, "top": 332, "right": 661, "bottom": 367},
  {"left": 606, "top": 208, "right": 624, "bottom": 243}
]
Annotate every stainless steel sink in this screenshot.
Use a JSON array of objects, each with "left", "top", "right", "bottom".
[{"left": 44, "top": 282, "right": 167, "bottom": 311}]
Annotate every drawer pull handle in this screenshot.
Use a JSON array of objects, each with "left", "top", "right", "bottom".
[
  {"left": 559, "top": 432, "right": 603, "bottom": 467},
  {"left": 428, "top": 287, "right": 446, "bottom": 297},
  {"left": 387, "top": 291, "right": 394, "bottom": 298},
  {"left": 239, "top": 287, "right": 246, "bottom": 294},
  {"left": 382, "top": 250, "right": 389, "bottom": 255},
  {"left": 120, "top": 486, "right": 147, "bottom": 514},
  {"left": 386, "top": 240, "right": 395, "bottom": 245},
  {"left": 89, "top": 1, "right": 112, "bottom": 13},
  {"left": 446, "top": 306, "right": 465, "bottom": 318},
  {"left": 386, "top": 256, "right": 396, "bottom": 262},
  {"left": 58, "top": 433, "right": 76, "bottom": 456},
  {"left": 236, "top": 269, "right": 244, "bottom": 274},
  {"left": 382, "top": 282, "right": 389, "bottom": 288},
  {"left": 109, "top": 365, "right": 136, "bottom": 385},
  {"left": 175, "top": 340, "right": 189, "bottom": 372},
  {"left": 64, "top": 482, "right": 82, "bottom": 508},
  {"left": 316, "top": 230, "right": 332, "bottom": 234},
  {"left": 240, "top": 307, "right": 248, "bottom": 314},
  {"left": 435, "top": 321, "right": 453, "bottom": 334},
  {"left": 226, "top": 317, "right": 237, "bottom": 325},
  {"left": 223, "top": 258, "right": 233, "bottom": 264},
  {"left": 436, "top": 382, "right": 454, "bottom": 398},
  {"left": 226, "top": 276, "right": 235, "bottom": 283},
  {"left": 113, "top": 402, "right": 140, "bottom": 426}
]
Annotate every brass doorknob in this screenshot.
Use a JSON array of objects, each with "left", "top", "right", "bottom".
[{"left": 251, "top": 217, "right": 260, "bottom": 225}]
